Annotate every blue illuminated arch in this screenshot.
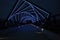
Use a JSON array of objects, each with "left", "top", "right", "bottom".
[
  {"left": 8, "top": 0, "right": 49, "bottom": 24},
  {"left": 7, "top": 0, "right": 49, "bottom": 32}
]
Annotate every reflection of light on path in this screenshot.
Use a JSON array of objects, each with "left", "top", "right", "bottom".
[
  {"left": 41, "top": 28, "right": 44, "bottom": 32},
  {"left": 36, "top": 28, "right": 44, "bottom": 34},
  {"left": 0, "top": 37, "right": 6, "bottom": 39}
]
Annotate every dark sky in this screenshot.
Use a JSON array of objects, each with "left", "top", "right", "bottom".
[{"left": 0, "top": 0, "right": 17, "bottom": 19}]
